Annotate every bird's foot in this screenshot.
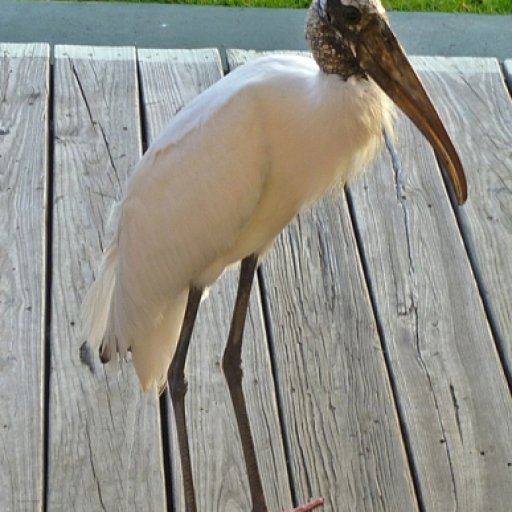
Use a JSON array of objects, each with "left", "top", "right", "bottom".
[{"left": 285, "top": 497, "right": 324, "bottom": 512}]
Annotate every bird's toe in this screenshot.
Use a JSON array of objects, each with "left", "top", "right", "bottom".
[{"left": 284, "top": 497, "right": 324, "bottom": 512}]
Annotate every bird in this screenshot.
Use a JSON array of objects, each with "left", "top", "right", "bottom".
[{"left": 81, "top": 0, "right": 467, "bottom": 511}]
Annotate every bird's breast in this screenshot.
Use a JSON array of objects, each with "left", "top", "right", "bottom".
[
  {"left": 257, "top": 72, "right": 391, "bottom": 206},
  {"left": 197, "top": 76, "right": 392, "bottom": 280}
]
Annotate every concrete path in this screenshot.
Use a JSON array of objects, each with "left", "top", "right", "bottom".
[{"left": 1, "top": 1, "right": 511, "bottom": 61}]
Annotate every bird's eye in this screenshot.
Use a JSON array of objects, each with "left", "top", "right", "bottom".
[{"left": 341, "top": 5, "right": 362, "bottom": 25}]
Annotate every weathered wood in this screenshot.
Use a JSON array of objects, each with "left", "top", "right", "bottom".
[
  {"left": 48, "top": 46, "right": 165, "bottom": 511},
  {"left": 227, "top": 49, "right": 418, "bottom": 512},
  {"left": 137, "top": 48, "right": 292, "bottom": 511},
  {"left": 226, "top": 48, "right": 307, "bottom": 67},
  {"left": 3, "top": 44, "right": 510, "bottom": 512},
  {"left": 348, "top": 56, "right": 512, "bottom": 511},
  {"left": 0, "top": 43, "right": 49, "bottom": 512},
  {"left": 415, "top": 57, "right": 512, "bottom": 377},
  {"left": 261, "top": 199, "right": 419, "bottom": 512}
]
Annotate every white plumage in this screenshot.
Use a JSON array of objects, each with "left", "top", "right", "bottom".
[{"left": 82, "top": 54, "right": 393, "bottom": 391}]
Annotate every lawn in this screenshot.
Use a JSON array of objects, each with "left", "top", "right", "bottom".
[{"left": 105, "top": 0, "right": 512, "bottom": 14}]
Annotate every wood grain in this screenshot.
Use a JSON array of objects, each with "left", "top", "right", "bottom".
[
  {"left": 0, "top": 43, "right": 49, "bottom": 512},
  {"left": 137, "top": 48, "right": 292, "bottom": 511},
  {"left": 226, "top": 49, "right": 309, "bottom": 71},
  {"left": 262, "top": 198, "right": 419, "bottom": 512},
  {"left": 47, "top": 46, "right": 165, "bottom": 511},
  {"left": 348, "top": 56, "right": 512, "bottom": 511},
  {"left": 414, "top": 57, "right": 512, "bottom": 378},
  {"left": 227, "top": 49, "right": 418, "bottom": 512}
]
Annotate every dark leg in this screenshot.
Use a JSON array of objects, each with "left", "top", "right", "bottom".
[
  {"left": 223, "top": 258, "right": 325, "bottom": 512},
  {"left": 168, "top": 286, "right": 203, "bottom": 512},
  {"left": 222, "top": 255, "right": 267, "bottom": 512}
]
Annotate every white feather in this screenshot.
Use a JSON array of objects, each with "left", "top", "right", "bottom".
[{"left": 81, "top": 239, "right": 119, "bottom": 359}]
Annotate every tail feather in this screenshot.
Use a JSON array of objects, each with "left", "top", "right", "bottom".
[
  {"left": 81, "top": 239, "right": 121, "bottom": 361},
  {"left": 82, "top": 237, "right": 189, "bottom": 392}
]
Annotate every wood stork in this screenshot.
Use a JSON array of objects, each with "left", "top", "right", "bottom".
[{"left": 82, "top": 0, "right": 467, "bottom": 510}]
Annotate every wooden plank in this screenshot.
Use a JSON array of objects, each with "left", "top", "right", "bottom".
[
  {"left": 227, "top": 50, "right": 418, "bottom": 512},
  {"left": 226, "top": 49, "right": 307, "bottom": 63},
  {"left": 137, "top": 48, "right": 292, "bottom": 510},
  {"left": 48, "top": 46, "right": 165, "bottom": 511},
  {"left": 0, "top": 43, "right": 49, "bottom": 512},
  {"left": 415, "top": 57, "right": 512, "bottom": 374},
  {"left": 348, "top": 56, "right": 512, "bottom": 511}
]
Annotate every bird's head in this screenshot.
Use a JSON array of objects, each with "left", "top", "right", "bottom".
[{"left": 307, "top": 0, "right": 467, "bottom": 204}]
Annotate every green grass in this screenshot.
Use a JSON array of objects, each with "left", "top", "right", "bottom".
[
  {"left": 100, "top": 0, "right": 512, "bottom": 14},
  {"left": 385, "top": 0, "right": 511, "bottom": 13}
]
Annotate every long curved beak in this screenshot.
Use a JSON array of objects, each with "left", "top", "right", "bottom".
[{"left": 355, "top": 15, "right": 467, "bottom": 204}]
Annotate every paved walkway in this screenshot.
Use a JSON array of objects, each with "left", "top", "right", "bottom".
[{"left": 0, "top": 1, "right": 511, "bottom": 60}]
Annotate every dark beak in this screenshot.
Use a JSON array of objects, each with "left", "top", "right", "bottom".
[{"left": 349, "top": 15, "right": 467, "bottom": 204}]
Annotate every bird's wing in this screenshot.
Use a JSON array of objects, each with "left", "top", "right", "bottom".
[{"left": 102, "top": 85, "right": 269, "bottom": 379}]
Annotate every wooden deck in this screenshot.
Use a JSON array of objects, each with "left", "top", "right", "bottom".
[{"left": 1, "top": 43, "right": 512, "bottom": 512}]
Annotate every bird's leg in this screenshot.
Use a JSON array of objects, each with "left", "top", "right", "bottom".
[
  {"left": 222, "top": 254, "right": 267, "bottom": 512},
  {"left": 223, "top": 257, "right": 324, "bottom": 512},
  {"left": 168, "top": 286, "right": 203, "bottom": 512}
]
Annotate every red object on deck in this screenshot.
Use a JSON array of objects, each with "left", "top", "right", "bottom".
[{"left": 286, "top": 497, "right": 324, "bottom": 512}]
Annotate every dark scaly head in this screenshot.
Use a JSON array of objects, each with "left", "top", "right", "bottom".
[{"left": 306, "top": 0, "right": 468, "bottom": 204}]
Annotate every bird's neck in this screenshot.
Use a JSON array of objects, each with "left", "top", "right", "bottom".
[{"left": 306, "top": 4, "right": 365, "bottom": 81}]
